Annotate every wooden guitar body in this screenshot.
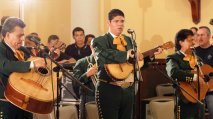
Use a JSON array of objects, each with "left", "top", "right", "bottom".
[
  {"left": 179, "top": 81, "right": 208, "bottom": 103},
  {"left": 4, "top": 57, "right": 58, "bottom": 114},
  {"left": 105, "top": 61, "right": 144, "bottom": 80},
  {"left": 200, "top": 64, "right": 213, "bottom": 89},
  {"left": 179, "top": 64, "right": 213, "bottom": 103},
  {"left": 105, "top": 41, "right": 174, "bottom": 80}
]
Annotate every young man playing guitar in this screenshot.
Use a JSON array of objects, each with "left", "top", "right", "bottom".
[
  {"left": 166, "top": 29, "right": 207, "bottom": 119},
  {"left": 91, "top": 9, "right": 163, "bottom": 119}
]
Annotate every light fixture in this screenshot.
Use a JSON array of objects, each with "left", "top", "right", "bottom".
[{"left": 19, "top": 0, "right": 25, "bottom": 20}]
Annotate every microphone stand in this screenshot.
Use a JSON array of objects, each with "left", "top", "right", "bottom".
[
  {"left": 37, "top": 44, "right": 93, "bottom": 119},
  {"left": 150, "top": 63, "right": 204, "bottom": 119},
  {"left": 191, "top": 48, "right": 206, "bottom": 119},
  {"left": 128, "top": 31, "right": 143, "bottom": 119}
]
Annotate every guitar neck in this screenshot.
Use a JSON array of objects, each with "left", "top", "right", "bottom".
[{"left": 142, "top": 46, "right": 159, "bottom": 58}]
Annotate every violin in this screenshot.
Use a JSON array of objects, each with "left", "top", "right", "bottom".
[{"left": 48, "top": 41, "right": 67, "bottom": 59}]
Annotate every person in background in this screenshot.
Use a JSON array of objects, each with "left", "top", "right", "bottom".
[
  {"left": 65, "top": 27, "right": 91, "bottom": 61},
  {"left": 0, "top": 16, "right": 10, "bottom": 41},
  {"left": 47, "top": 34, "right": 76, "bottom": 64},
  {"left": 30, "top": 32, "right": 39, "bottom": 38},
  {"left": 195, "top": 26, "right": 213, "bottom": 119},
  {"left": 24, "top": 34, "right": 40, "bottom": 57},
  {"left": 85, "top": 34, "right": 95, "bottom": 46},
  {"left": 190, "top": 27, "right": 199, "bottom": 47}
]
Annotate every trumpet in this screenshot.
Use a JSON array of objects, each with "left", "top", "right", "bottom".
[{"left": 88, "top": 63, "right": 98, "bottom": 86}]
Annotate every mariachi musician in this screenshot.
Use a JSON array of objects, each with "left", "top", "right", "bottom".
[
  {"left": 166, "top": 29, "right": 207, "bottom": 119},
  {"left": 0, "top": 17, "right": 45, "bottom": 119},
  {"left": 73, "top": 45, "right": 96, "bottom": 119},
  {"left": 46, "top": 34, "right": 76, "bottom": 64},
  {"left": 24, "top": 34, "right": 40, "bottom": 57}
]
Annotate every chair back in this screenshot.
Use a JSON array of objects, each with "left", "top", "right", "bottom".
[
  {"left": 85, "top": 101, "right": 99, "bottom": 119},
  {"left": 149, "top": 99, "right": 175, "bottom": 119},
  {"left": 156, "top": 83, "right": 174, "bottom": 96}
]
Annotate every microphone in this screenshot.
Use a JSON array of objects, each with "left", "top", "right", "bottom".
[
  {"left": 29, "top": 36, "right": 42, "bottom": 45},
  {"left": 210, "top": 19, "right": 213, "bottom": 25},
  {"left": 127, "top": 29, "right": 134, "bottom": 34}
]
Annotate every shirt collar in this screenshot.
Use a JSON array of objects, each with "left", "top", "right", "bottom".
[
  {"left": 179, "top": 50, "right": 186, "bottom": 56},
  {"left": 108, "top": 31, "right": 118, "bottom": 38},
  {"left": 4, "top": 40, "right": 15, "bottom": 52}
]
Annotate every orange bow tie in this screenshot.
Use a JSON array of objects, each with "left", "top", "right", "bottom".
[
  {"left": 14, "top": 50, "right": 24, "bottom": 61},
  {"left": 113, "top": 35, "right": 127, "bottom": 51}
]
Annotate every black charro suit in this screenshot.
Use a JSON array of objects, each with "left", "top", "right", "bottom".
[
  {"left": 92, "top": 33, "right": 134, "bottom": 119},
  {"left": 166, "top": 51, "right": 205, "bottom": 119},
  {"left": 0, "top": 40, "right": 32, "bottom": 119}
]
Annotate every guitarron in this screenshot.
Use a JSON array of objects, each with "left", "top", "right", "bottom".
[{"left": 4, "top": 57, "right": 58, "bottom": 114}]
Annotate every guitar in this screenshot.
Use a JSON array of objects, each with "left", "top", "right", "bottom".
[
  {"left": 4, "top": 57, "right": 59, "bottom": 114},
  {"left": 179, "top": 64, "right": 213, "bottom": 103},
  {"left": 105, "top": 41, "right": 174, "bottom": 81}
]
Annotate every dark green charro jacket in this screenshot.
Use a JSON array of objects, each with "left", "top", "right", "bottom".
[
  {"left": 0, "top": 40, "right": 31, "bottom": 99},
  {"left": 91, "top": 33, "right": 133, "bottom": 81},
  {"left": 166, "top": 51, "right": 194, "bottom": 82},
  {"left": 73, "top": 55, "right": 96, "bottom": 96}
]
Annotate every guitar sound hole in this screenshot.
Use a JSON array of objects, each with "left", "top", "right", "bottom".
[{"left": 37, "top": 67, "right": 48, "bottom": 75}]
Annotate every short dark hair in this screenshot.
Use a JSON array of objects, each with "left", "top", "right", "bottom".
[
  {"left": 25, "top": 34, "right": 40, "bottom": 43},
  {"left": 108, "top": 9, "right": 125, "bottom": 21},
  {"left": 1, "top": 16, "right": 10, "bottom": 25},
  {"left": 199, "top": 26, "right": 211, "bottom": 36},
  {"left": 190, "top": 27, "right": 198, "bottom": 32},
  {"left": 72, "top": 27, "right": 84, "bottom": 36},
  {"left": 1, "top": 17, "right": 26, "bottom": 37},
  {"left": 85, "top": 34, "right": 95, "bottom": 44},
  {"left": 175, "top": 29, "right": 193, "bottom": 51},
  {"left": 48, "top": 35, "right": 59, "bottom": 43},
  {"left": 30, "top": 32, "right": 38, "bottom": 36}
]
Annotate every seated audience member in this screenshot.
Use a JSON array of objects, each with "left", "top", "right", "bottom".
[
  {"left": 65, "top": 27, "right": 91, "bottom": 61},
  {"left": 85, "top": 34, "right": 95, "bottom": 46}
]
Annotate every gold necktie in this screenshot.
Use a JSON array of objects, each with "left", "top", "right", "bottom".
[
  {"left": 14, "top": 50, "right": 24, "bottom": 61},
  {"left": 113, "top": 35, "right": 127, "bottom": 51}
]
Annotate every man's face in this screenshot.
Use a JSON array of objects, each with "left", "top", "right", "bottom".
[
  {"left": 8, "top": 26, "right": 24, "bottom": 50},
  {"left": 108, "top": 16, "right": 125, "bottom": 36},
  {"left": 48, "top": 39, "right": 59, "bottom": 49},
  {"left": 180, "top": 35, "right": 193, "bottom": 50},
  {"left": 73, "top": 31, "right": 85, "bottom": 45},
  {"left": 197, "top": 28, "right": 211, "bottom": 48},
  {"left": 86, "top": 37, "right": 94, "bottom": 46}
]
